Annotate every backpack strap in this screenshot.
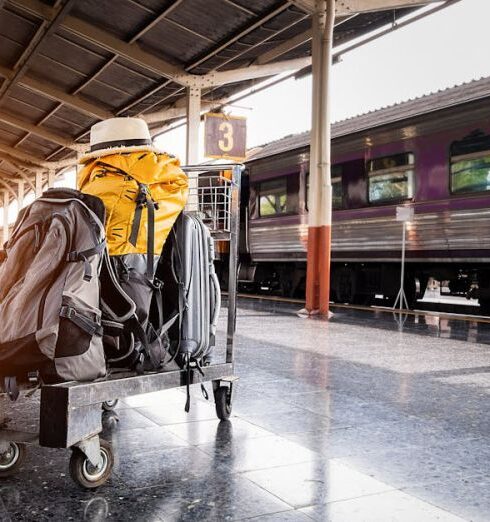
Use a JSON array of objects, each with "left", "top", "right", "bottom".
[
  {"left": 60, "top": 306, "right": 103, "bottom": 336},
  {"left": 127, "top": 315, "right": 157, "bottom": 372},
  {"left": 4, "top": 376, "right": 19, "bottom": 402},
  {"left": 129, "top": 184, "right": 156, "bottom": 280},
  {"left": 146, "top": 197, "right": 155, "bottom": 279},
  {"left": 67, "top": 239, "right": 106, "bottom": 282}
]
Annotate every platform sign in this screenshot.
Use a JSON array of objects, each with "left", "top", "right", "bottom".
[
  {"left": 204, "top": 113, "right": 247, "bottom": 161},
  {"left": 396, "top": 206, "right": 414, "bottom": 222}
]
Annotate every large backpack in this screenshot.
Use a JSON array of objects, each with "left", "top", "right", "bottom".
[
  {"left": 0, "top": 189, "right": 108, "bottom": 392},
  {"left": 78, "top": 151, "right": 188, "bottom": 370}
]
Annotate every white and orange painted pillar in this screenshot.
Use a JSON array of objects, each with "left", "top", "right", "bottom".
[{"left": 305, "top": 0, "right": 335, "bottom": 316}]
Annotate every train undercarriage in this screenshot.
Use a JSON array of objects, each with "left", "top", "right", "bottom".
[{"left": 229, "top": 259, "right": 490, "bottom": 312}]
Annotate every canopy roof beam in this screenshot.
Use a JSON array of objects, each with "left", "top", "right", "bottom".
[
  {"left": 114, "top": 1, "right": 294, "bottom": 116},
  {"left": 335, "top": 0, "right": 441, "bottom": 15},
  {"left": 0, "top": 111, "right": 83, "bottom": 151},
  {"left": 142, "top": 99, "right": 225, "bottom": 124},
  {"left": 254, "top": 13, "right": 358, "bottom": 65},
  {"left": 0, "top": 144, "right": 76, "bottom": 170},
  {"left": 0, "top": 178, "right": 18, "bottom": 200},
  {"left": 199, "top": 57, "right": 312, "bottom": 87},
  {"left": 10, "top": 0, "right": 193, "bottom": 87},
  {"left": 0, "top": 65, "right": 113, "bottom": 121},
  {"left": 292, "top": 0, "right": 442, "bottom": 14},
  {"left": 0, "top": 0, "right": 76, "bottom": 101}
]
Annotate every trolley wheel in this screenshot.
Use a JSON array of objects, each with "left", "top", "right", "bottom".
[
  {"left": 0, "top": 442, "right": 26, "bottom": 477},
  {"left": 102, "top": 399, "right": 119, "bottom": 412},
  {"left": 214, "top": 386, "right": 232, "bottom": 421},
  {"left": 69, "top": 439, "right": 114, "bottom": 489}
]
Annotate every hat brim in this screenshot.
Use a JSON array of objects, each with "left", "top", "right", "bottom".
[{"left": 79, "top": 144, "right": 162, "bottom": 164}]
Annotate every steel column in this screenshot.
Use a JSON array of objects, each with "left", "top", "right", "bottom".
[
  {"left": 17, "top": 180, "right": 24, "bottom": 209},
  {"left": 2, "top": 191, "right": 8, "bottom": 244},
  {"left": 48, "top": 169, "right": 55, "bottom": 188},
  {"left": 185, "top": 86, "right": 201, "bottom": 210},
  {"left": 305, "top": 0, "right": 335, "bottom": 316},
  {"left": 35, "top": 171, "right": 43, "bottom": 198}
]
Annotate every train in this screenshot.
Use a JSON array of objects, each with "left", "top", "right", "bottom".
[{"left": 218, "top": 77, "right": 490, "bottom": 311}]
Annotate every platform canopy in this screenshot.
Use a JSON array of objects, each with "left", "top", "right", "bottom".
[{"left": 0, "top": 0, "right": 455, "bottom": 194}]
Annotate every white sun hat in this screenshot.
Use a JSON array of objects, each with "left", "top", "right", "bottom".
[{"left": 79, "top": 117, "right": 160, "bottom": 163}]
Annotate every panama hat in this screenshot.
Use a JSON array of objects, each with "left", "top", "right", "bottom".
[{"left": 79, "top": 117, "right": 160, "bottom": 163}]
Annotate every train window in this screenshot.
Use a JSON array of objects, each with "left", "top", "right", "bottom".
[
  {"left": 367, "top": 152, "right": 414, "bottom": 203},
  {"left": 450, "top": 131, "right": 490, "bottom": 194},
  {"left": 259, "top": 178, "right": 288, "bottom": 217}
]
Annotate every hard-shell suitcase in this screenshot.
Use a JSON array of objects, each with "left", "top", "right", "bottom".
[{"left": 176, "top": 213, "right": 221, "bottom": 362}]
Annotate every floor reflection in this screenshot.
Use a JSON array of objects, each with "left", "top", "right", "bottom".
[{"left": 2, "top": 302, "right": 490, "bottom": 521}]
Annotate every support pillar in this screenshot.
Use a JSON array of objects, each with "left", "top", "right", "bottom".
[
  {"left": 48, "top": 169, "right": 56, "bottom": 189},
  {"left": 35, "top": 171, "right": 43, "bottom": 198},
  {"left": 17, "top": 180, "right": 24, "bottom": 209},
  {"left": 2, "top": 191, "right": 8, "bottom": 245},
  {"left": 186, "top": 86, "right": 201, "bottom": 210},
  {"left": 305, "top": 0, "right": 335, "bottom": 316}
]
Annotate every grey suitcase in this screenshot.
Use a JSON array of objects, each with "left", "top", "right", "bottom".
[{"left": 176, "top": 213, "right": 221, "bottom": 362}]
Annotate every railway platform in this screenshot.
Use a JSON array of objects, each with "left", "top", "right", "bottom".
[{"left": 2, "top": 301, "right": 490, "bottom": 521}]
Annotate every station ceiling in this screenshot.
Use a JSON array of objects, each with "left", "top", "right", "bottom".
[{"left": 0, "top": 0, "right": 454, "bottom": 194}]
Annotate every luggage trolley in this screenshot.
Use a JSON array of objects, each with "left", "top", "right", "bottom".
[{"left": 0, "top": 164, "right": 242, "bottom": 489}]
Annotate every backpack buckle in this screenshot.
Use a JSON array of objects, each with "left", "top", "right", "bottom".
[
  {"left": 60, "top": 305, "right": 76, "bottom": 319},
  {"left": 67, "top": 251, "right": 79, "bottom": 262}
]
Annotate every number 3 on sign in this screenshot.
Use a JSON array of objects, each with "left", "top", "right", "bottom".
[{"left": 218, "top": 121, "right": 234, "bottom": 152}]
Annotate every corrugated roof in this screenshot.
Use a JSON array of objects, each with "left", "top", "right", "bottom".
[
  {"left": 247, "top": 76, "right": 490, "bottom": 161},
  {"left": 0, "top": 0, "right": 452, "bottom": 198}
]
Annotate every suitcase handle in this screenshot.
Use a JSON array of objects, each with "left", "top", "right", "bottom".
[{"left": 210, "top": 270, "right": 221, "bottom": 336}]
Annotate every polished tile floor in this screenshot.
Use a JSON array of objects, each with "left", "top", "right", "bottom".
[{"left": 3, "top": 302, "right": 490, "bottom": 521}]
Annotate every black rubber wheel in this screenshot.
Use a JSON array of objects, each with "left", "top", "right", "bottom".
[
  {"left": 102, "top": 399, "right": 119, "bottom": 412},
  {"left": 0, "top": 443, "right": 26, "bottom": 477},
  {"left": 69, "top": 439, "right": 114, "bottom": 489},
  {"left": 215, "top": 386, "right": 232, "bottom": 421}
]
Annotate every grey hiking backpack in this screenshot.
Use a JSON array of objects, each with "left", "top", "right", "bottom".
[{"left": 0, "top": 188, "right": 108, "bottom": 392}]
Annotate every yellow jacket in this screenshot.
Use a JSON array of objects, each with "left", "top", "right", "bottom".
[{"left": 78, "top": 151, "right": 188, "bottom": 256}]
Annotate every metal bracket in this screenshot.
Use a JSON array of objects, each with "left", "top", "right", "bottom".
[
  {"left": 75, "top": 435, "right": 102, "bottom": 468},
  {"left": 212, "top": 376, "right": 239, "bottom": 403}
]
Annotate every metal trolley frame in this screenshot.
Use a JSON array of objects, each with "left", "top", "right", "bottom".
[{"left": 0, "top": 164, "right": 242, "bottom": 488}]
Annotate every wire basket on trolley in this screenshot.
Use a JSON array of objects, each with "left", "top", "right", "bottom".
[{"left": 182, "top": 166, "right": 238, "bottom": 239}]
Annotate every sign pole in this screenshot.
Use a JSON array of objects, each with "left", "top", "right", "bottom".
[{"left": 393, "top": 206, "right": 413, "bottom": 311}]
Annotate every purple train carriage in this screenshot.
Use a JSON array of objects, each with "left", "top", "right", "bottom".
[{"left": 230, "top": 78, "right": 490, "bottom": 311}]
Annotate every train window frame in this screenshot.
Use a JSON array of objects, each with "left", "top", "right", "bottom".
[
  {"left": 367, "top": 152, "right": 415, "bottom": 205},
  {"left": 305, "top": 164, "right": 344, "bottom": 211},
  {"left": 257, "top": 177, "right": 289, "bottom": 218},
  {"left": 450, "top": 150, "right": 490, "bottom": 196}
]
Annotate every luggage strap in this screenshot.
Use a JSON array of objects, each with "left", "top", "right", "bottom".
[
  {"left": 4, "top": 377, "right": 19, "bottom": 402},
  {"left": 127, "top": 316, "right": 157, "bottom": 371},
  {"left": 101, "top": 319, "right": 125, "bottom": 337},
  {"left": 67, "top": 240, "right": 106, "bottom": 282},
  {"left": 60, "top": 306, "right": 103, "bottom": 336},
  {"left": 184, "top": 356, "right": 207, "bottom": 412},
  {"left": 129, "top": 184, "right": 156, "bottom": 280}
]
